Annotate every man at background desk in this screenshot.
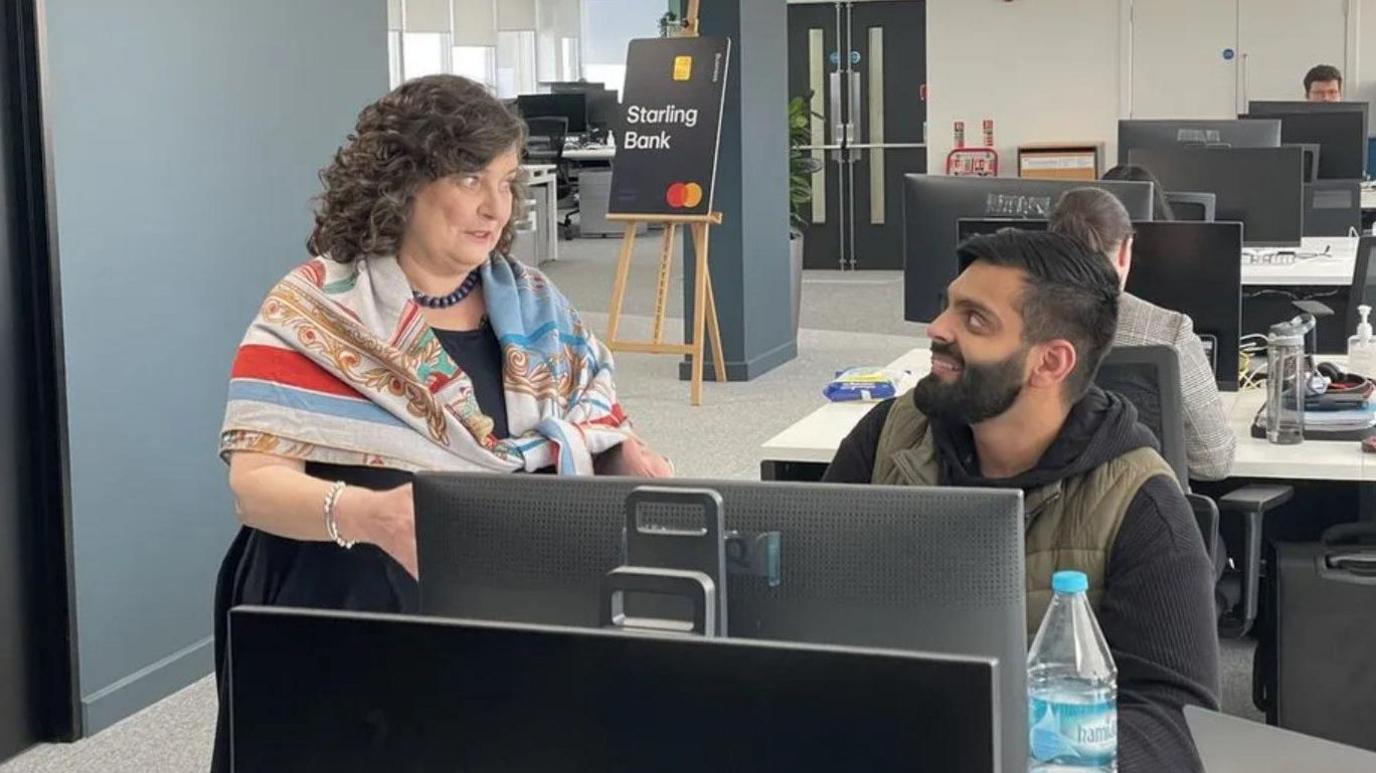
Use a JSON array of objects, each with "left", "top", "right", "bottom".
[
  {"left": 822, "top": 231, "right": 1220, "bottom": 771},
  {"left": 1305, "top": 64, "right": 1344, "bottom": 101}
]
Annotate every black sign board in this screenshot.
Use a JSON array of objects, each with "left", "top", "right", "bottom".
[{"left": 608, "top": 36, "right": 731, "bottom": 218}]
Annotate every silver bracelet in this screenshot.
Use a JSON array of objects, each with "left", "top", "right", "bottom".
[{"left": 323, "top": 480, "right": 355, "bottom": 549}]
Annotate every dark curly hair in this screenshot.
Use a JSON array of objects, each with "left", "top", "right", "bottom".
[{"left": 308, "top": 75, "right": 528, "bottom": 263}]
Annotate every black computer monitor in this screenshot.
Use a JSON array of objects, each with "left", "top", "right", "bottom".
[
  {"left": 585, "top": 88, "right": 621, "bottom": 131},
  {"left": 1126, "top": 221, "right": 1243, "bottom": 390},
  {"left": 1127, "top": 146, "right": 1303, "bottom": 247},
  {"left": 230, "top": 607, "right": 999, "bottom": 772},
  {"left": 413, "top": 473, "right": 1028, "bottom": 770},
  {"left": 1305, "top": 180, "right": 1362, "bottom": 237},
  {"left": 957, "top": 218, "right": 1048, "bottom": 241},
  {"left": 956, "top": 219, "right": 1243, "bottom": 390},
  {"left": 1246, "top": 100, "right": 1370, "bottom": 180},
  {"left": 902, "top": 175, "right": 1154, "bottom": 322},
  {"left": 516, "top": 93, "right": 588, "bottom": 134},
  {"left": 547, "top": 80, "right": 606, "bottom": 94},
  {"left": 1164, "top": 192, "right": 1217, "bottom": 222},
  {"left": 1118, "top": 118, "right": 1282, "bottom": 164}
]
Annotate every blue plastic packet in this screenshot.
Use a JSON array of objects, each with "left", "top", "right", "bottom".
[{"left": 823, "top": 367, "right": 909, "bottom": 402}]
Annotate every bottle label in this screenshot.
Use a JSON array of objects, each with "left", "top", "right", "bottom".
[{"left": 1028, "top": 696, "right": 1117, "bottom": 766}]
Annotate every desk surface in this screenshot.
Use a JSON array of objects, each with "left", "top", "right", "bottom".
[
  {"left": 760, "top": 347, "right": 1371, "bottom": 482},
  {"left": 1240, "top": 236, "right": 1357, "bottom": 287},
  {"left": 563, "top": 145, "right": 615, "bottom": 161},
  {"left": 1187, "top": 706, "right": 1376, "bottom": 772}
]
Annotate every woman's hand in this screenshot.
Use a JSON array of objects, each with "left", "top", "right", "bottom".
[
  {"left": 595, "top": 437, "right": 674, "bottom": 478},
  {"left": 336, "top": 483, "right": 418, "bottom": 578}
]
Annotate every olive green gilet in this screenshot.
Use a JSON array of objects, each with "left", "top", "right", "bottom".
[{"left": 871, "top": 396, "right": 1179, "bottom": 639}]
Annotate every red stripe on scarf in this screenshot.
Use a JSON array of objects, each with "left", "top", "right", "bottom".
[{"left": 231, "top": 344, "right": 366, "bottom": 399}]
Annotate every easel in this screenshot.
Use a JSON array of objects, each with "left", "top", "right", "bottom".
[{"left": 603, "top": 0, "right": 726, "bottom": 406}]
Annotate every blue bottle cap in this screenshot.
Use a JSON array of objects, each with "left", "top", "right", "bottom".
[{"left": 1052, "top": 570, "right": 1089, "bottom": 594}]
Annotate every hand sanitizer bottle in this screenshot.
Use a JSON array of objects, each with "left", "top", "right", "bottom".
[{"left": 1347, "top": 305, "right": 1376, "bottom": 379}]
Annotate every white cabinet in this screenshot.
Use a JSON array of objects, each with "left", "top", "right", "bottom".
[{"left": 1128, "top": 0, "right": 1353, "bottom": 119}]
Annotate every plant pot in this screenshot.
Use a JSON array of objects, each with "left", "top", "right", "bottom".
[{"left": 789, "top": 230, "right": 804, "bottom": 337}]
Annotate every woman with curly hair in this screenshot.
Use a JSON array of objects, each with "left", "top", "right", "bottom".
[{"left": 209, "top": 75, "right": 669, "bottom": 770}]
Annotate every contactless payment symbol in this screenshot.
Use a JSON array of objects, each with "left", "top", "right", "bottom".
[
  {"left": 666, "top": 182, "right": 704, "bottom": 209},
  {"left": 673, "top": 56, "right": 693, "bottom": 81}
]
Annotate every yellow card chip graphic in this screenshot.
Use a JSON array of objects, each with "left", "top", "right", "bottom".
[{"left": 673, "top": 56, "right": 693, "bottom": 81}]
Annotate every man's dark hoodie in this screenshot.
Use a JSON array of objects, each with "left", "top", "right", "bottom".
[{"left": 824, "top": 386, "right": 1221, "bottom": 772}]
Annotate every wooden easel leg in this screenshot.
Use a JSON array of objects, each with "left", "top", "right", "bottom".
[
  {"left": 604, "top": 223, "right": 638, "bottom": 344},
  {"left": 704, "top": 264, "right": 727, "bottom": 383},
  {"left": 689, "top": 222, "right": 710, "bottom": 406},
  {"left": 651, "top": 224, "right": 676, "bottom": 345}
]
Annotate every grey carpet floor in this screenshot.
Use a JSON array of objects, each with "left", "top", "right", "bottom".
[{"left": 0, "top": 235, "right": 1258, "bottom": 772}]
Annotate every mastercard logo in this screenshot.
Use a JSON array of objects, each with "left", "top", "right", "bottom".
[{"left": 665, "top": 182, "right": 704, "bottom": 209}]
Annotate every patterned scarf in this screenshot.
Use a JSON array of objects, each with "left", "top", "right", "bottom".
[{"left": 220, "top": 254, "right": 630, "bottom": 474}]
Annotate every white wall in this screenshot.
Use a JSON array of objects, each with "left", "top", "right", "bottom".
[
  {"left": 927, "top": 0, "right": 1125, "bottom": 175},
  {"left": 928, "top": 0, "right": 1373, "bottom": 177},
  {"left": 1356, "top": 0, "right": 1376, "bottom": 107}
]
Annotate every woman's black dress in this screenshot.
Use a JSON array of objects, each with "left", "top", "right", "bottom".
[{"left": 209, "top": 322, "right": 508, "bottom": 772}]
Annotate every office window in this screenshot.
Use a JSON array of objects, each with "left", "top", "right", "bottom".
[
  {"left": 496, "top": 30, "right": 537, "bottom": 98},
  {"left": 388, "top": 31, "right": 404, "bottom": 88},
  {"left": 453, "top": 46, "right": 497, "bottom": 92},
  {"left": 580, "top": 0, "right": 657, "bottom": 96},
  {"left": 402, "top": 32, "right": 449, "bottom": 79}
]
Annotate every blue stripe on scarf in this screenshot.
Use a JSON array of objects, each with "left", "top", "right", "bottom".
[{"left": 228, "top": 380, "right": 408, "bottom": 428}]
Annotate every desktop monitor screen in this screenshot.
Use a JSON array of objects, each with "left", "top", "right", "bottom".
[
  {"left": 1243, "top": 104, "right": 1368, "bottom": 180},
  {"left": 230, "top": 607, "right": 1000, "bottom": 773},
  {"left": 585, "top": 89, "right": 621, "bottom": 130},
  {"left": 1126, "top": 221, "right": 1243, "bottom": 390},
  {"left": 413, "top": 472, "right": 1028, "bottom": 770},
  {"left": 1127, "top": 146, "right": 1303, "bottom": 247},
  {"left": 957, "top": 218, "right": 1048, "bottom": 241},
  {"left": 517, "top": 93, "right": 588, "bottom": 134},
  {"left": 902, "top": 175, "right": 1153, "bottom": 322},
  {"left": 548, "top": 80, "right": 606, "bottom": 93},
  {"left": 1118, "top": 119, "right": 1282, "bottom": 164}
]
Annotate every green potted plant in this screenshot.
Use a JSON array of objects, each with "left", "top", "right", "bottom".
[{"left": 788, "top": 94, "right": 824, "bottom": 333}]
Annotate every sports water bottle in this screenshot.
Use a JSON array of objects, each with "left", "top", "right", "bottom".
[
  {"left": 1027, "top": 571, "right": 1117, "bottom": 772},
  {"left": 1266, "top": 314, "right": 1314, "bottom": 445}
]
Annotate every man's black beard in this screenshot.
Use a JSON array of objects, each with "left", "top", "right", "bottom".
[{"left": 912, "top": 341, "right": 1028, "bottom": 425}]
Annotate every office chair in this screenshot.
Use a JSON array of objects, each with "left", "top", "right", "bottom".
[
  {"left": 1303, "top": 180, "right": 1362, "bottom": 237},
  {"left": 1095, "top": 346, "right": 1216, "bottom": 564},
  {"left": 1095, "top": 345, "right": 1293, "bottom": 638},
  {"left": 523, "top": 117, "right": 580, "bottom": 238},
  {"left": 1163, "top": 191, "right": 1217, "bottom": 222}
]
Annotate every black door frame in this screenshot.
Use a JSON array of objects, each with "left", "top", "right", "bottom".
[{"left": 2, "top": 0, "right": 81, "bottom": 743}]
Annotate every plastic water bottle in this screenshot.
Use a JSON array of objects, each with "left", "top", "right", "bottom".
[{"left": 1027, "top": 571, "right": 1118, "bottom": 772}]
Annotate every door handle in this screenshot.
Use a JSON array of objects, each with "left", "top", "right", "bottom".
[
  {"left": 829, "top": 70, "right": 844, "bottom": 146},
  {"left": 849, "top": 70, "right": 863, "bottom": 150}
]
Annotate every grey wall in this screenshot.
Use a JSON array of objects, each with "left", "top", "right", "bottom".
[
  {"left": 682, "top": 0, "right": 795, "bottom": 380},
  {"left": 43, "top": 0, "right": 388, "bottom": 733}
]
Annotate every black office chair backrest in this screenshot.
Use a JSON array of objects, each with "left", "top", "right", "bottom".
[
  {"left": 1163, "top": 191, "right": 1216, "bottom": 222},
  {"left": 1094, "top": 345, "right": 1218, "bottom": 562},
  {"left": 523, "top": 116, "right": 568, "bottom": 163},
  {"left": 1094, "top": 345, "right": 1189, "bottom": 487},
  {"left": 1348, "top": 235, "right": 1376, "bottom": 332}
]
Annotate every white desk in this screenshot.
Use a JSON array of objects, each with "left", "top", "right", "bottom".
[
  {"left": 1361, "top": 187, "right": 1376, "bottom": 211},
  {"left": 1240, "top": 236, "right": 1357, "bottom": 287},
  {"left": 563, "top": 145, "right": 615, "bottom": 162},
  {"left": 761, "top": 346, "right": 1372, "bottom": 482}
]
